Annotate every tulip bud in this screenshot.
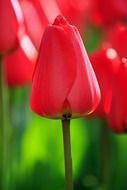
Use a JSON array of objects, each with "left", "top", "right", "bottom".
[
  {"left": 107, "top": 60, "right": 127, "bottom": 133},
  {"left": 90, "top": 44, "right": 120, "bottom": 116},
  {"left": 0, "top": 0, "right": 19, "bottom": 53},
  {"left": 30, "top": 15, "right": 100, "bottom": 119}
]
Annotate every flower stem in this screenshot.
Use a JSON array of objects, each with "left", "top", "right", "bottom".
[
  {"left": 62, "top": 119, "right": 73, "bottom": 190},
  {"left": 100, "top": 119, "right": 110, "bottom": 190}
]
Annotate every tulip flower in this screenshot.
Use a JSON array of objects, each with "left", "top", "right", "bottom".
[
  {"left": 0, "top": 0, "right": 19, "bottom": 53},
  {"left": 107, "top": 60, "right": 127, "bottom": 133},
  {"left": 30, "top": 15, "right": 101, "bottom": 119},
  {"left": 108, "top": 23, "right": 127, "bottom": 58},
  {"left": 5, "top": 35, "right": 37, "bottom": 87},
  {"left": 103, "top": 24, "right": 127, "bottom": 132},
  {"left": 90, "top": 0, "right": 117, "bottom": 26},
  {"left": 90, "top": 0, "right": 127, "bottom": 27},
  {"left": 90, "top": 41, "right": 127, "bottom": 133},
  {"left": 90, "top": 44, "right": 120, "bottom": 116}
]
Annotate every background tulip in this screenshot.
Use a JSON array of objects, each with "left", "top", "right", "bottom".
[
  {"left": 5, "top": 35, "right": 37, "bottom": 87},
  {"left": 101, "top": 23, "right": 127, "bottom": 132},
  {"left": 0, "top": 0, "right": 19, "bottom": 53},
  {"left": 107, "top": 61, "right": 127, "bottom": 132},
  {"left": 30, "top": 15, "right": 100, "bottom": 119},
  {"left": 107, "top": 23, "right": 127, "bottom": 58},
  {"left": 90, "top": 0, "right": 127, "bottom": 27},
  {"left": 90, "top": 44, "right": 120, "bottom": 116}
]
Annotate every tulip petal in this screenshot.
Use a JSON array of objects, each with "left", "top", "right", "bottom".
[{"left": 67, "top": 28, "right": 101, "bottom": 116}]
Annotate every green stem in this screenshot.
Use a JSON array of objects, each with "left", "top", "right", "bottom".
[
  {"left": 62, "top": 119, "right": 73, "bottom": 190},
  {"left": 100, "top": 119, "right": 110, "bottom": 190}
]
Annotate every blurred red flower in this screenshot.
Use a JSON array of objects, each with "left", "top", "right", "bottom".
[
  {"left": 107, "top": 61, "right": 127, "bottom": 132},
  {"left": 90, "top": 37, "right": 127, "bottom": 132},
  {"left": 103, "top": 23, "right": 127, "bottom": 132},
  {"left": 90, "top": 44, "right": 120, "bottom": 116},
  {"left": 90, "top": 0, "right": 127, "bottom": 27},
  {"left": 108, "top": 23, "right": 127, "bottom": 58},
  {"left": 5, "top": 35, "right": 37, "bottom": 86},
  {"left": 0, "top": 0, "right": 19, "bottom": 53}
]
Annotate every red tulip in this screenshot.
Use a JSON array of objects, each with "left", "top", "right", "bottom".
[
  {"left": 20, "top": 0, "right": 61, "bottom": 50},
  {"left": 107, "top": 60, "right": 127, "bottom": 132},
  {"left": 90, "top": 42, "right": 127, "bottom": 133},
  {"left": 108, "top": 23, "right": 127, "bottom": 58},
  {"left": 90, "top": 0, "right": 127, "bottom": 27},
  {"left": 30, "top": 15, "right": 100, "bottom": 119},
  {"left": 90, "top": 0, "right": 117, "bottom": 26},
  {"left": 0, "top": 0, "right": 19, "bottom": 53},
  {"left": 5, "top": 35, "right": 37, "bottom": 86},
  {"left": 90, "top": 44, "right": 120, "bottom": 116},
  {"left": 102, "top": 23, "right": 127, "bottom": 132},
  {"left": 113, "top": 0, "right": 127, "bottom": 18}
]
